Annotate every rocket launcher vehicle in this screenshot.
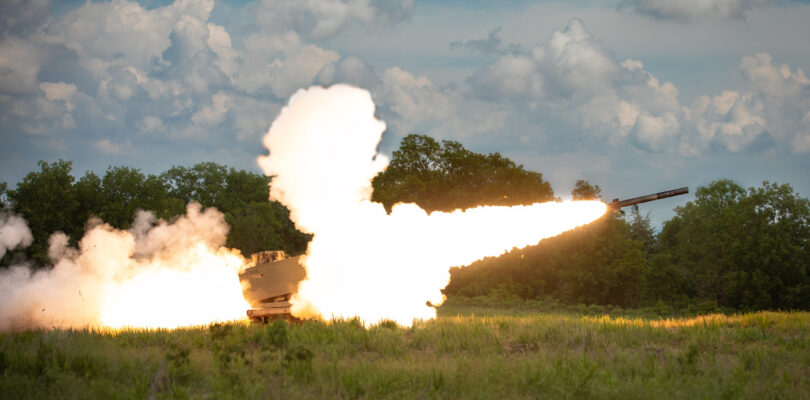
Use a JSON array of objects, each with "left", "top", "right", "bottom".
[{"left": 240, "top": 187, "right": 690, "bottom": 322}]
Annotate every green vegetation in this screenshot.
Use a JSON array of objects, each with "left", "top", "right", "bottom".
[
  {"left": 368, "top": 137, "right": 810, "bottom": 313},
  {"left": 445, "top": 179, "right": 810, "bottom": 312},
  {"left": 1, "top": 161, "right": 310, "bottom": 266},
  {"left": 371, "top": 134, "right": 554, "bottom": 213},
  {"left": 2, "top": 307, "right": 809, "bottom": 399},
  {"left": 656, "top": 180, "right": 810, "bottom": 310}
]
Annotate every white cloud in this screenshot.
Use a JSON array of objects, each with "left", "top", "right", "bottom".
[
  {"left": 39, "top": 81, "right": 77, "bottom": 111},
  {"left": 469, "top": 19, "right": 685, "bottom": 152},
  {"left": 469, "top": 55, "right": 542, "bottom": 101},
  {"left": 94, "top": 139, "right": 130, "bottom": 155},
  {"left": 463, "top": 19, "right": 810, "bottom": 156},
  {"left": 631, "top": 111, "right": 681, "bottom": 151},
  {"left": 624, "top": 0, "right": 777, "bottom": 21},
  {"left": 690, "top": 53, "right": 810, "bottom": 153},
  {"left": 1, "top": 0, "right": 808, "bottom": 207},
  {"left": 0, "top": 0, "right": 418, "bottom": 157},
  {"left": 691, "top": 91, "right": 767, "bottom": 152},
  {"left": 191, "top": 92, "right": 230, "bottom": 126},
  {"left": 796, "top": 111, "right": 810, "bottom": 153},
  {"left": 0, "top": 0, "right": 50, "bottom": 35},
  {"left": 39, "top": 0, "right": 214, "bottom": 69},
  {"left": 315, "top": 56, "right": 379, "bottom": 89},
  {"left": 378, "top": 67, "right": 451, "bottom": 126},
  {"left": 254, "top": 0, "right": 414, "bottom": 38},
  {"left": 236, "top": 31, "right": 340, "bottom": 98},
  {"left": 142, "top": 116, "right": 163, "bottom": 131},
  {"left": 268, "top": 44, "right": 340, "bottom": 98},
  {"left": 206, "top": 23, "right": 239, "bottom": 81},
  {"left": 739, "top": 53, "right": 810, "bottom": 98},
  {"left": 0, "top": 37, "right": 45, "bottom": 94}
]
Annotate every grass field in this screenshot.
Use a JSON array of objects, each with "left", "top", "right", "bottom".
[{"left": 1, "top": 304, "right": 809, "bottom": 399}]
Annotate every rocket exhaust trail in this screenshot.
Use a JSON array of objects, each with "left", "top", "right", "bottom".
[{"left": 258, "top": 85, "right": 607, "bottom": 326}]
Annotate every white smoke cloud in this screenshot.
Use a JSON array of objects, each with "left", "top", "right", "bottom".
[
  {"left": 0, "top": 204, "right": 249, "bottom": 331},
  {"left": 0, "top": 212, "right": 33, "bottom": 258},
  {"left": 257, "top": 85, "right": 606, "bottom": 326}
]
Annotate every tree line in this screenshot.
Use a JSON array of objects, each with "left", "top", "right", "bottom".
[
  {"left": 373, "top": 135, "right": 810, "bottom": 312},
  {"left": 0, "top": 161, "right": 310, "bottom": 266},
  {"left": 2, "top": 134, "right": 809, "bottom": 312}
]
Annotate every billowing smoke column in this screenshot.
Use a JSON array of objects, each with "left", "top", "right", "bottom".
[
  {"left": 0, "top": 204, "right": 249, "bottom": 331},
  {"left": 258, "top": 85, "right": 607, "bottom": 326}
]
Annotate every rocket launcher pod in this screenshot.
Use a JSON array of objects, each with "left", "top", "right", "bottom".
[{"left": 608, "top": 187, "right": 689, "bottom": 211}]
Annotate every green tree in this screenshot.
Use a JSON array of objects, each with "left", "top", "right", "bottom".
[
  {"left": 3, "top": 160, "right": 313, "bottom": 267},
  {"left": 160, "top": 161, "right": 310, "bottom": 257},
  {"left": 657, "top": 180, "right": 810, "bottom": 310},
  {"left": 445, "top": 214, "right": 648, "bottom": 307},
  {"left": 0, "top": 182, "right": 8, "bottom": 209},
  {"left": 625, "top": 205, "right": 655, "bottom": 253},
  {"left": 8, "top": 160, "right": 79, "bottom": 264},
  {"left": 72, "top": 171, "right": 104, "bottom": 238},
  {"left": 372, "top": 134, "right": 554, "bottom": 213},
  {"left": 161, "top": 162, "right": 229, "bottom": 209},
  {"left": 219, "top": 168, "right": 274, "bottom": 211},
  {"left": 445, "top": 180, "right": 649, "bottom": 307},
  {"left": 225, "top": 202, "right": 311, "bottom": 257},
  {"left": 572, "top": 179, "right": 602, "bottom": 200},
  {"left": 93, "top": 167, "right": 182, "bottom": 229},
  {"left": 141, "top": 174, "right": 185, "bottom": 220},
  {"left": 98, "top": 166, "right": 149, "bottom": 229}
]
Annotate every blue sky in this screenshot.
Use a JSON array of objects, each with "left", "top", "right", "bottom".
[{"left": 2, "top": 0, "right": 809, "bottom": 225}]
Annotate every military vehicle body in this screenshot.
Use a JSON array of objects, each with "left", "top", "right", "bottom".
[{"left": 239, "top": 251, "right": 305, "bottom": 322}]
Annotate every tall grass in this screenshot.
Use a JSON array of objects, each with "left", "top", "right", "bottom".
[{"left": 1, "top": 308, "right": 809, "bottom": 399}]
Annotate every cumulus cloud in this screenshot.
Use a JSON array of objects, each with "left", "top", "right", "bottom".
[
  {"left": 688, "top": 53, "right": 810, "bottom": 154},
  {"left": 0, "top": 37, "right": 46, "bottom": 95},
  {"left": 316, "top": 56, "right": 381, "bottom": 89},
  {"left": 253, "top": 0, "right": 415, "bottom": 38},
  {"left": 191, "top": 92, "right": 231, "bottom": 126},
  {"left": 0, "top": 0, "right": 50, "bottom": 36},
  {"left": 0, "top": 0, "right": 407, "bottom": 159},
  {"left": 39, "top": 81, "right": 76, "bottom": 111},
  {"left": 449, "top": 27, "right": 522, "bottom": 55},
  {"left": 41, "top": 0, "right": 214, "bottom": 69},
  {"left": 623, "top": 0, "right": 778, "bottom": 21},
  {"left": 468, "top": 18, "right": 686, "bottom": 152},
  {"left": 369, "top": 67, "right": 508, "bottom": 142},
  {"left": 94, "top": 139, "right": 131, "bottom": 155},
  {"left": 463, "top": 19, "right": 810, "bottom": 155},
  {"left": 2, "top": 0, "right": 809, "bottom": 190}
]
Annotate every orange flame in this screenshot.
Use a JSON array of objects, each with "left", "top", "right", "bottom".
[
  {"left": 100, "top": 243, "right": 250, "bottom": 329},
  {"left": 259, "top": 85, "right": 608, "bottom": 327},
  {"left": 0, "top": 204, "right": 251, "bottom": 331},
  {"left": 291, "top": 200, "right": 606, "bottom": 326}
]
